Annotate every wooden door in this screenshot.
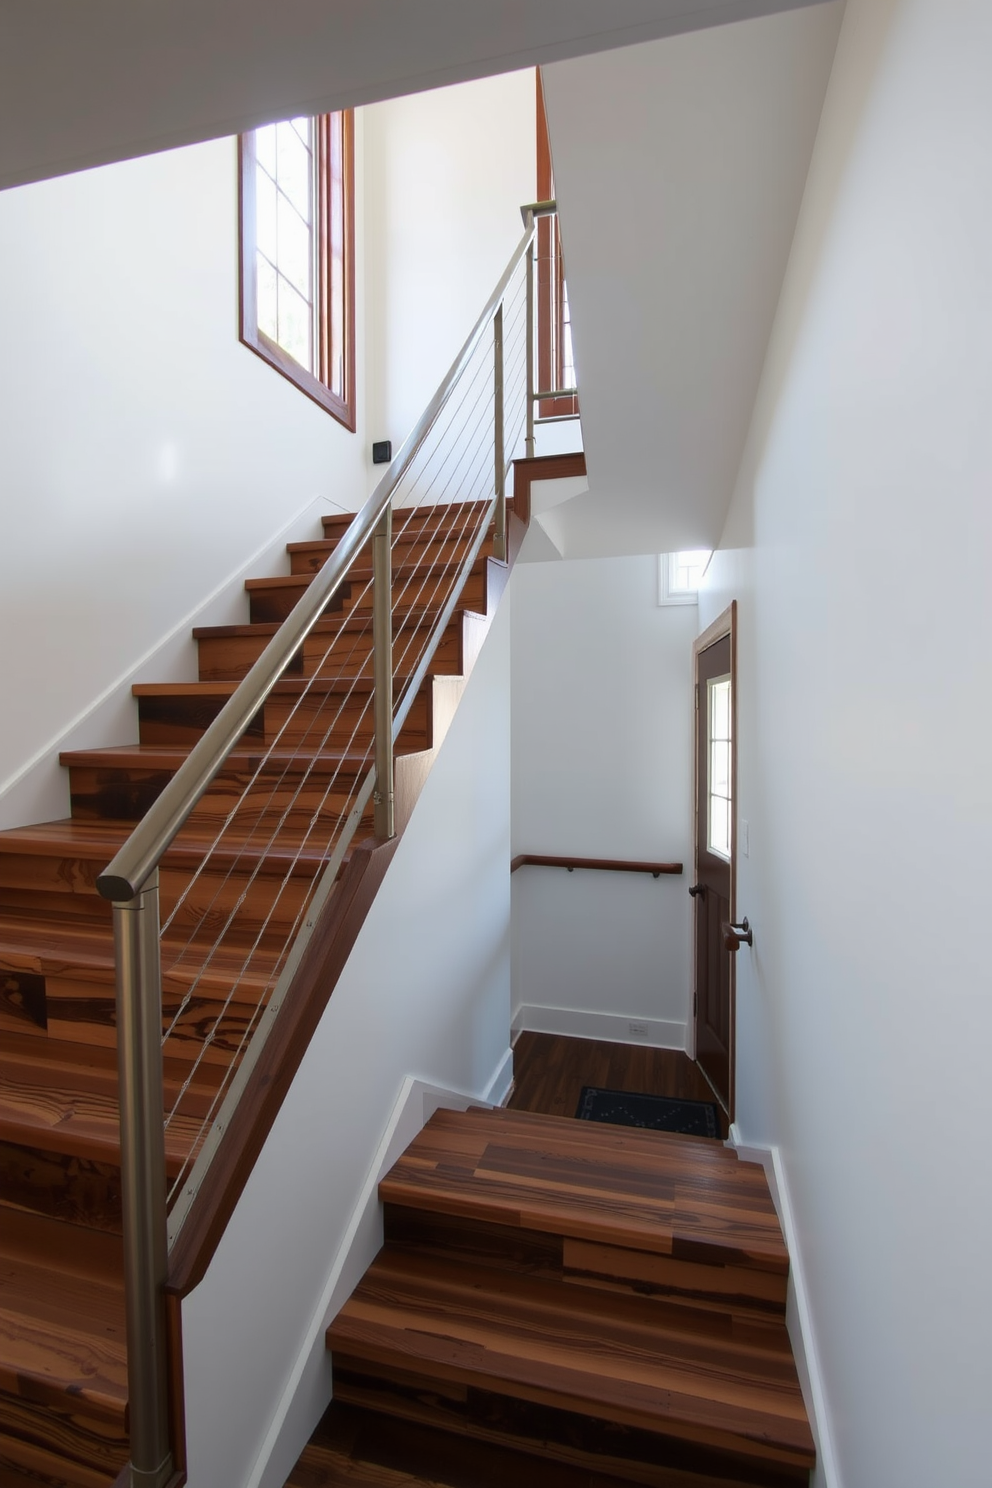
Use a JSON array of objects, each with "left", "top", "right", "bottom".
[{"left": 692, "top": 608, "right": 736, "bottom": 1115}]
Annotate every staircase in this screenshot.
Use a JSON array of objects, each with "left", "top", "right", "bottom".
[
  {"left": 288, "top": 1105, "right": 816, "bottom": 1488},
  {"left": 0, "top": 495, "right": 518, "bottom": 1487}
]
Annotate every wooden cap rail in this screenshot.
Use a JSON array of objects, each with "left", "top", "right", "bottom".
[{"left": 511, "top": 854, "right": 682, "bottom": 878}]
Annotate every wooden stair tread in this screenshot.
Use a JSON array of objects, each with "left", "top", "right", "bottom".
[
  {"left": 0, "top": 1212, "right": 127, "bottom": 1419},
  {"left": 0, "top": 1034, "right": 204, "bottom": 1169},
  {"left": 328, "top": 1249, "right": 814, "bottom": 1469},
  {"left": 0, "top": 910, "right": 284, "bottom": 988},
  {"left": 380, "top": 1108, "right": 787, "bottom": 1274},
  {"left": 0, "top": 815, "right": 351, "bottom": 870}
]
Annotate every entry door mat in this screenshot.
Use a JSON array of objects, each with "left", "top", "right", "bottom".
[{"left": 576, "top": 1087, "right": 720, "bottom": 1139}]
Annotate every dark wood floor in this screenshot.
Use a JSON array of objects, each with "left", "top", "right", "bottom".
[{"left": 507, "top": 1032, "right": 729, "bottom": 1138}]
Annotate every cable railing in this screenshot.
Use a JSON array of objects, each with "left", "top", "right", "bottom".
[{"left": 97, "top": 208, "right": 549, "bottom": 1488}]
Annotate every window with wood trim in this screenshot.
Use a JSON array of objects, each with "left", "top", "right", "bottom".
[
  {"left": 536, "top": 71, "right": 578, "bottom": 421},
  {"left": 239, "top": 112, "right": 356, "bottom": 431}
]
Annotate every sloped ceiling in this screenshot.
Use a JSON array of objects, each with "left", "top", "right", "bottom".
[
  {"left": 542, "top": 1, "right": 844, "bottom": 556},
  {"left": 1, "top": 0, "right": 828, "bottom": 192}
]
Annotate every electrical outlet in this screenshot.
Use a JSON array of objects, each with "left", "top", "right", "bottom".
[{"left": 628, "top": 1021, "right": 649, "bottom": 1039}]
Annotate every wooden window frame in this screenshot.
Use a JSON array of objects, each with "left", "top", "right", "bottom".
[
  {"left": 536, "top": 71, "right": 578, "bottom": 422},
  {"left": 239, "top": 112, "right": 356, "bottom": 431}
]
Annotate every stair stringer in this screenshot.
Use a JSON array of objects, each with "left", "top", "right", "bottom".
[{"left": 171, "top": 584, "right": 515, "bottom": 1488}]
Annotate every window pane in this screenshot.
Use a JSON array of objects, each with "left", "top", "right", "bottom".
[
  {"left": 255, "top": 168, "right": 278, "bottom": 265},
  {"left": 709, "top": 796, "right": 730, "bottom": 858},
  {"left": 277, "top": 192, "right": 312, "bottom": 300},
  {"left": 711, "top": 678, "right": 731, "bottom": 741},
  {"left": 277, "top": 278, "right": 312, "bottom": 369},
  {"left": 256, "top": 253, "right": 277, "bottom": 341},
  {"left": 710, "top": 740, "right": 730, "bottom": 797},
  {"left": 276, "top": 119, "right": 312, "bottom": 222},
  {"left": 255, "top": 124, "right": 277, "bottom": 179}
]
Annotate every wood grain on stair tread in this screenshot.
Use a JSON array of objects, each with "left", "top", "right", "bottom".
[
  {"left": 0, "top": 1212, "right": 126, "bottom": 1419},
  {"left": 0, "top": 1397, "right": 128, "bottom": 1486},
  {"left": 380, "top": 1108, "right": 787, "bottom": 1274},
  {"left": 327, "top": 1249, "right": 814, "bottom": 1470}
]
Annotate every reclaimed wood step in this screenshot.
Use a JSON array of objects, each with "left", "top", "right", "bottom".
[
  {"left": 133, "top": 675, "right": 440, "bottom": 744},
  {"left": 245, "top": 556, "right": 489, "bottom": 625},
  {"left": 60, "top": 744, "right": 377, "bottom": 832},
  {"left": 0, "top": 1030, "right": 216, "bottom": 1172},
  {"left": 378, "top": 1108, "right": 788, "bottom": 1317},
  {"left": 194, "top": 612, "right": 463, "bottom": 686},
  {"left": 0, "top": 1209, "right": 127, "bottom": 1417},
  {"left": 288, "top": 525, "right": 490, "bottom": 577},
  {"left": 327, "top": 1248, "right": 814, "bottom": 1479},
  {"left": 320, "top": 501, "right": 491, "bottom": 543}
]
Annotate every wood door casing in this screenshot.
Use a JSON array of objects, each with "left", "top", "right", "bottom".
[{"left": 692, "top": 606, "right": 737, "bottom": 1117}]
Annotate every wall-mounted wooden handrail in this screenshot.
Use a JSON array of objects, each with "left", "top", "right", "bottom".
[{"left": 511, "top": 854, "right": 682, "bottom": 879}]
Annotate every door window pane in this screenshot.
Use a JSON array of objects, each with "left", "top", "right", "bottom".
[{"left": 707, "top": 675, "right": 732, "bottom": 860}]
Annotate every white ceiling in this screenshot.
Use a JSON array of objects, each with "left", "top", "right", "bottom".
[
  {"left": 542, "top": 1, "right": 844, "bottom": 556},
  {"left": 1, "top": 0, "right": 827, "bottom": 192}
]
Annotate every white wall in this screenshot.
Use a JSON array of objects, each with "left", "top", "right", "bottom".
[
  {"left": 181, "top": 595, "right": 513, "bottom": 1488},
  {"left": 699, "top": 2, "right": 992, "bottom": 1483},
  {"left": 363, "top": 71, "right": 535, "bottom": 462},
  {"left": 0, "top": 133, "right": 369, "bottom": 824},
  {"left": 511, "top": 554, "right": 696, "bottom": 1047}
]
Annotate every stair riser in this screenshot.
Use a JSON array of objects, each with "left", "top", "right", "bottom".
[
  {"left": 321, "top": 501, "right": 491, "bottom": 543},
  {"left": 66, "top": 766, "right": 370, "bottom": 828},
  {"left": 331, "top": 1366, "right": 810, "bottom": 1488},
  {"left": 136, "top": 686, "right": 434, "bottom": 746},
  {"left": 289, "top": 530, "right": 488, "bottom": 577},
  {"left": 0, "top": 1142, "right": 122, "bottom": 1234},
  {"left": 248, "top": 568, "right": 486, "bottom": 625},
  {"left": 383, "top": 1208, "right": 787, "bottom": 1320},
  {"left": 0, "top": 862, "right": 332, "bottom": 939},
  {"left": 45, "top": 982, "right": 269, "bottom": 1068}
]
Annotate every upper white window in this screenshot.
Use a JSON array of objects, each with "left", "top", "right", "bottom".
[{"left": 657, "top": 550, "right": 712, "bottom": 606}]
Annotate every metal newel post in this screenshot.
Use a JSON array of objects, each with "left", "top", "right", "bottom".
[
  {"left": 525, "top": 238, "right": 536, "bottom": 458},
  {"left": 373, "top": 501, "right": 395, "bottom": 839},
  {"left": 114, "top": 870, "right": 173, "bottom": 1488},
  {"left": 493, "top": 303, "right": 506, "bottom": 561}
]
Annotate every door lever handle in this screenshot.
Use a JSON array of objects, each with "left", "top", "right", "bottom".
[
  {"left": 723, "top": 917, "right": 753, "bottom": 951},
  {"left": 688, "top": 883, "right": 705, "bottom": 898}
]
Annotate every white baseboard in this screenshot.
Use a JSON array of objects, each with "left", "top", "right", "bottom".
[
  {"left": 728, "top": 1125, "right": 842, "bottom": 1488},
  {"left": 247, "top": 1049, "right": 513, "bottom": 1488},
  {"left": 512, "top": 1003, "right": 686, "bottom": 1052}
]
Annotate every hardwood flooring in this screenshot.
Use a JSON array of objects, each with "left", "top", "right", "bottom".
[{"left": 508, "top": 1032, "right": 730, "bottom": 1139}]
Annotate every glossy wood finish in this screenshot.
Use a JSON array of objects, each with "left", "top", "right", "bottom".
[
  {"left": 509, "top": 451, "right": 585, "bottom": 530},
  {"left": 509, "top": 1032, "right": 731, "bottom": 1138},
  {"left": 0, "top": 477, "right": 535, "bottom": 1484},
  {"left": 317, "top": 1106, "right": 812, "bottom": 1488}
]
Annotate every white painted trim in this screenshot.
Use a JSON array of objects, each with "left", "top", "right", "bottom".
[
  {"left": 728, "top": 1126, "right": 842, "bottom": 1488},
  {"left": 0, "top": 494, "right": 346, "bottom": 828},
  {"left": 512, "top": 1003, "right": 686, "bottom": 1052},
  {"left": 246, "top": 1050, "right": 512, "bottom": 1488}
]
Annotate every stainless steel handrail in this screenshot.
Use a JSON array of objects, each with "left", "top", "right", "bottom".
[
  {"left": 96, "top": 215, "right": 536, "bottom": 906},
  {"left": 103, "top": 209, "right": 541, "bottom": 1488}
]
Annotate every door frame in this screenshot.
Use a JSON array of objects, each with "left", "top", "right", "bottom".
[{"left": 688, "top": 601, "right": 737, "bottom": 1118}]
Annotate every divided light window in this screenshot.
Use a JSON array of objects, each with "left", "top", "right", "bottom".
[{"left": 239, "top": 112, "right": 356, "bottom": 431}]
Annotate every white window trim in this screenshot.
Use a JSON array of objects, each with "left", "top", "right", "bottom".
[{"left": 657, "top": 550, "right": 712, "bottom": 607}]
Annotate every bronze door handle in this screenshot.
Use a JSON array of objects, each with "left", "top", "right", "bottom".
[{"left": 723, "top": 917, "right": 753, "bottom": 951}]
